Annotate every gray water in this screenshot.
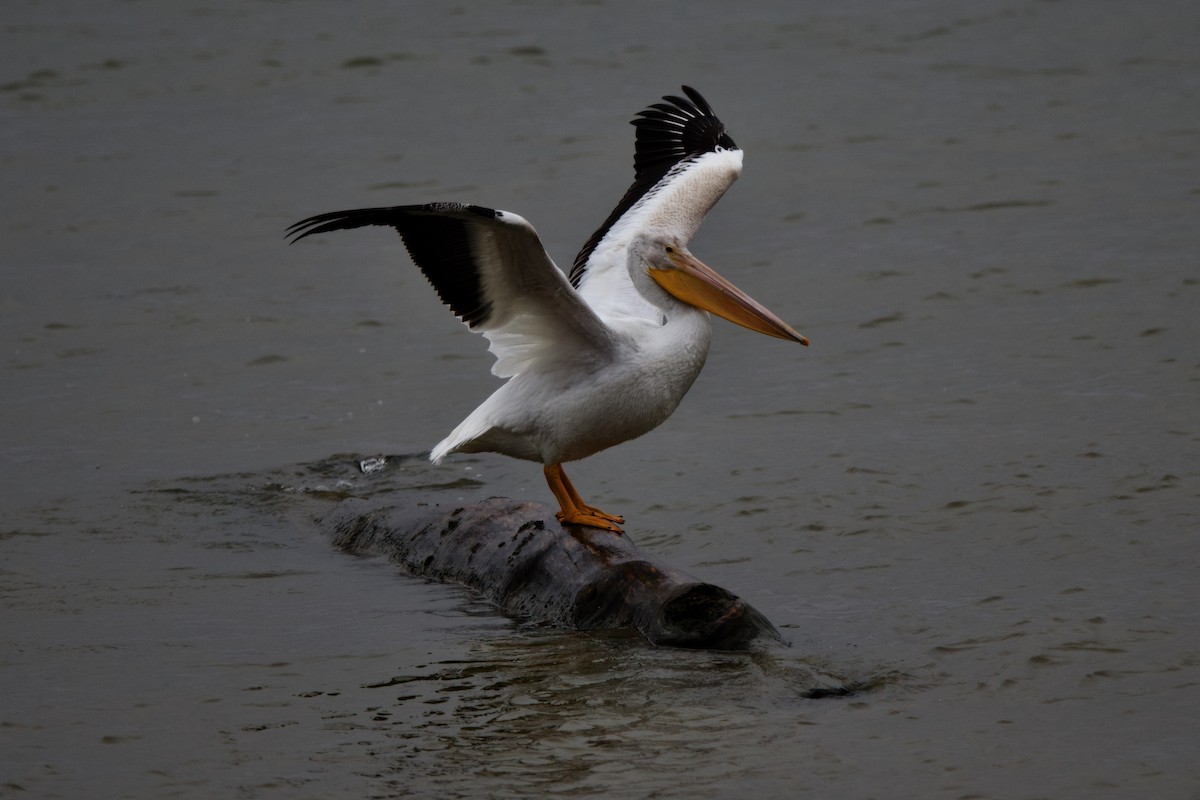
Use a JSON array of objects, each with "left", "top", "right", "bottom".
[{"left": 3, "top": 1, "right": 1198, "bottom": 797}]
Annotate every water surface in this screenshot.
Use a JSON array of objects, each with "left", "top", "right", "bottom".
[{"left": 3, "top": 1, "right": 1198, "bottom": 797}]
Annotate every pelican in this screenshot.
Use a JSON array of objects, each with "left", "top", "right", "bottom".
[{"left": 288, "top": 86, "right": 807, "bottom": 533}]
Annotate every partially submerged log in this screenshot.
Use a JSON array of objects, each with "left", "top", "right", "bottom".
[{"left": 320, "top": 497, "right": 782, "bottom": 650}]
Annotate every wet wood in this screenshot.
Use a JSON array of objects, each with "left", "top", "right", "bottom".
[{"left": 320, "top": 497, "right": 782, "bottom": 650}]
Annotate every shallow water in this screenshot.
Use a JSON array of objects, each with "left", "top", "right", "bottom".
[{"left": 3, "top": 1, "right": 1199, "bottom": 797}]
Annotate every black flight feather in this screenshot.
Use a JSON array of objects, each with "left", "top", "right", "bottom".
[
  {"left": 287, "top": 203, "right": 498, "bottom": 328},
  {"left": 569, "top": 86, "right": 737, "bottom": 287}
]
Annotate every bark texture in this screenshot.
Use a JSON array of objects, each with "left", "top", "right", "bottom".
[{"left": 321, "top": 497, "right": 782, "bottom": 650}]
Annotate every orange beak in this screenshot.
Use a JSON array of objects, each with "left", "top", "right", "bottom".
[{"left": 650, "top": 250, "right": 808, "bottom": 345}]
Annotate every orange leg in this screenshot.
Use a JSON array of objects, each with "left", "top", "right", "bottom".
[
  {"left": 543, "top": 463, "right": 625, "bottom": 534},
  {"left": 557, "top": 467, "right": 625, "bottom": 525}
]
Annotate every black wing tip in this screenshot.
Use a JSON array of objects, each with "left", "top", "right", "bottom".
[
  {"left": 680, "top": 85, "right": 711, "bottom": 112},
  {"left": 627, "top": 85, "right": 738, "bottom": 173},
  {"left": 285, "top": 210, "right": 360, "bottom": 243},
  {"left": 285, "top": 201, "right": 504, "bottom": 330},
  {"left": 285, "top": 207, "right": 397, "bottom": 243},
  {"left": 630, "top": 85, "right": 728, "bottom": 131},
  {"left": 285, "top": 202, "right": 500, "bottom": 243},
  {"left": 568, "top": 86, "right": 740, "bottom": 284},
  {"left": 630, "top": 85, "right": 708, "bottom": 118}
]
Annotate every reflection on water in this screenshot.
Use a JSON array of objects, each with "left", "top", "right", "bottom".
[{"left": 331, "top": 627, "right": 895, "bottom": 798}]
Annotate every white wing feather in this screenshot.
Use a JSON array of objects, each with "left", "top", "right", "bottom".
[
  {"left": 465, "top": 210, "right": 623, "bottom": 378},
  {"left": 574, "top": 148, "right": 742, "bottom": 324}
]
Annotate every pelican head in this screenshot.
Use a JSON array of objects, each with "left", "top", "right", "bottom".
[{"left": 639, "top": 237, "right": 808, "bottom": 345}]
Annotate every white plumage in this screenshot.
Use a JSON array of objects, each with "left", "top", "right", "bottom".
[{"left": 289, "top": 87, "right": 806, "bottom": 532}]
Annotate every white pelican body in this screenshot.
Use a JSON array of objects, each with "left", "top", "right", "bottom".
[{"left": 289, "top": 87, "right": 806, "bottom": 532}]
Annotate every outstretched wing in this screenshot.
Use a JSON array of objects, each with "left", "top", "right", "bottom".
[
  {"left": 568, "top": 86, "right": 744, "bottom": 324},
  {"left": 288, "top": 203, "right": 621, "bottom": 378}
]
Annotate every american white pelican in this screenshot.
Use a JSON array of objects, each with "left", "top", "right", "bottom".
[{"left": 289, "top": 86, "right": 806, "bottom": 533}]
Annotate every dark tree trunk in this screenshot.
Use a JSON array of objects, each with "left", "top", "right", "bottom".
[{"left": 321, "top": 497, "right": 782, "bottom": 650}]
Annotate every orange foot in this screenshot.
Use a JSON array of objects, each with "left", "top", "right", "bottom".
[
  {"left": 543, "top": 463, "right": 625, "bottom": 534},
  {"left": 578, "top": 505, "right": 624, "bottom": 525},
  {"left": 555, "top": 508, "right": 624, "bottom": 534}
]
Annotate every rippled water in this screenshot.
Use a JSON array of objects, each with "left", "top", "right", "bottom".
[{"left": 4, "top": 1, "right": 1198, "bottom": 798}]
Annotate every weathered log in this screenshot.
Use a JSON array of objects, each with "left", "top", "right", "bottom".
[{"left": 320, "top": 497, "right": 782, "bottom": 650}]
